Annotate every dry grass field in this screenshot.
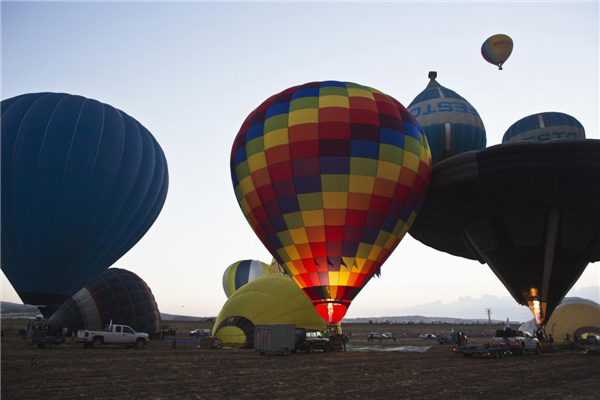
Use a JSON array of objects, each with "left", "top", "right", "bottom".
[{"left": 2, "top": 319, "right": 598, "bottom": 399}]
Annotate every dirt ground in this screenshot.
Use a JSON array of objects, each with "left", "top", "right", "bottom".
[{"left": 2, "top": 320, "right": 599, "bottom": 399}]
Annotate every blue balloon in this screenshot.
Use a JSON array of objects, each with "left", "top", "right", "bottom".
[
  {"left": 1, "top": 93, "right": 169, "bottom": 317},
  {"left": 502, "top": 112, "right": 585, "bottom": 143},
  {"left": 408, "top": 72, "right": 486, "bottom": 165}
]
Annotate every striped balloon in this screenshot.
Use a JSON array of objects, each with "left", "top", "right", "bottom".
[
  {"left": 222, "top": 260, "right": 270, "bottom": 298},
  {"left": 408, "top": 72, "right": 486, "bottom": 165},
  {"left": 48, "top": 268, "right": 161, "bottom": 336},
  {"left": 502, "top": 112, "right": 585, "bottom": 143}
]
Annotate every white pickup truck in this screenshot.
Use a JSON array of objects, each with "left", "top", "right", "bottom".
[
  {"left": 492, "top": 329, "right": 540, "bottom": 355},
  {"left": 76, "top": 324, "right": 149, "bottom": 349}
]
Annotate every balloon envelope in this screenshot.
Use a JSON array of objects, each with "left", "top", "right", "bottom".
[
  {"left": 502, "top": 112, "right": 585, "bottom": 143},
  {"left": 408, "top": 72, "right": 486, "bottom": 165},
  {"left": 222, "top": 259, "right": 270, "bottom": 298},
  {"left": 481, "top": 34, "right": 513, "bottom": 70},
  {"left": 1, "top": 93, "right": 169, "bottom": 317},
  {"left": 230, "top": 81, "right": 432, "bottom": 323},
  {"left": 214, "top": 274, "right": 328, "bottom": 347},
  {"left": 519, "top": 297, "right": 600, "bottom": 339},
  {"left": 49, "top": 268, "right": 161, "bottom": 336},
  {"left": 409, "top": 139, "right": 600, "bottom": 326}
]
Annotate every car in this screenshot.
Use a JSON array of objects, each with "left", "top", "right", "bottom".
[
  {"left": 369, "top": 332, "right": 382, "bottom": 340},
  {"left": 579, "top": 334, "right": 600, "bottom": 345},
  {"left": 381, "top": 332, "right": 393, "bottom": 339},
  {"left": 190, "top": 329, "right": 211, "bottom": 337},
  {"left": 295, "top": 328, "right": 330, "bottom": 353}
]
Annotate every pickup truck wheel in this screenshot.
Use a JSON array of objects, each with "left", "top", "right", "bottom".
[
  {"left": 307, "top": 344, "right": 314, "bottom": 354},
  {"left": 91, "top": 337, "right": 103, "bottom": 349},
  {"left": 520, "top": 346, "right": 526, "bottom": 356},
  {"left": 134, "top": 339, "right": 145, "bottom": 349}
]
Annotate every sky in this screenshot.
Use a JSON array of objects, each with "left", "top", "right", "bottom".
[{"left": 1, "top": 1, "right": 599, "bottom": 323}]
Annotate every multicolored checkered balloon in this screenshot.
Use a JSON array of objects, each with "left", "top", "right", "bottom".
[{"left": 230, "top": 81, "right": 432, "bottom": 323}]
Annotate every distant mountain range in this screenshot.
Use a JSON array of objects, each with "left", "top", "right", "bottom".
[
  {"left": 0, "top": 301, "right": 219, "bottom": 322},
  {"left": 0, "top": 301, "right": 512, "bottom": 324},
  {"left": 341, "top": 315, "right": 518, "bottom": 324}
]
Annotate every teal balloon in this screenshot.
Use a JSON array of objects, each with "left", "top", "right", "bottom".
[
  {"left": 503, "top": 112, "right": 585, "bottom": 143},
  {"left": 408, "top": 72, "right": 486, "bottom": 165}
]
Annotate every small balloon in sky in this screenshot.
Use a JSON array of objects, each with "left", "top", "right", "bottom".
[{"left": 481, "top": 34, "right": 513, "bottom": 70}]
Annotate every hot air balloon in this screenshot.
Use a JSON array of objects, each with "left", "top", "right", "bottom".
[
  {"left": 269, "top": 257, "right": 287, "bottom": 274},
  {"left": 48, "top": 268, "right": 161, "bottom": 337},
  {"left": 408, "top": 72, "right": 486, "bottom": 165},
  {"left": 1, "top": 93, "right": 169, "bottom": 317},
  {"left": 409, "top": 138, "right": 600, "bottom": 327},
  {"left": 222, "top": 259, "right": 270, "bottom": 298},
  {"left": 481, "top": 34, "right": 513, "bottom": 70},
  {"left": 214, "top": 274, "right": 328, "bottom": 347},
  {"left": 230, "top": 81, "right": 432, "bottom": 324},
  {"left": 519, "top": 297, "right": 600, "bottom": 340},
  {"left": 502, "top": 112, "right": 585, "bottom": 143}
]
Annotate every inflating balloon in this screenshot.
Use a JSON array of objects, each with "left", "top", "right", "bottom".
[
  {"left": 230, "top": 81, "right": 432, "bottom": 324},
  {"left": 502, "top": 112, "right": 585, "bottom": 143},
  {"left": 481, "top": 34, "right": 513, "bottom": 70},
  {"left": 214, "top": 274, "right": 328, "bottom": 347},
  {"left": 408, "top": 72, "right": 486, "bottom": 165},
  {"left": 49, "top": 268, "right": 161, "bottom": 337},
  {"left": 1, "top": 93, "right": 169, "bottom": 317},
  {"left": 222, "top": 260, "right": 270, "bottom": 298}
]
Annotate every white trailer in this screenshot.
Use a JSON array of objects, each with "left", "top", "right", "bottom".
[{"left": 254, "top": 324, "right": 295, "bottom": 356}]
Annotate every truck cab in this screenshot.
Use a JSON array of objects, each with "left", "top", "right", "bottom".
[
  {"left": 492, "top": 329, "right": 540, "bottom": 355},
  {"left": 295, "top": 328, "right": 330, "bottom": 353},
  {"left": 76, "top": 324, "right": 148, "bottom": 349}
]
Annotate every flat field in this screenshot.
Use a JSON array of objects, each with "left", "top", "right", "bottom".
[{"left": 2, "top": 320, "right": 598, "bottom": 399}]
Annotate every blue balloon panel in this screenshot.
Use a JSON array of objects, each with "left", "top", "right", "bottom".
[{"left": 1, "top": 93, "right": 169, "bottom": 317}]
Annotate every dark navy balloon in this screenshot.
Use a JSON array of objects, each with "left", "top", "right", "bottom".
[
  {"left": 1, "top": 93, "right": 169, "bottom": 317},
  {"left": 49, "top": 268, "right": 161, "bottom": 336}
]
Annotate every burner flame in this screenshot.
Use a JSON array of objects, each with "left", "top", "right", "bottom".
[{"left": 533, "top": 300, "right": 543, "bottom": 325}]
